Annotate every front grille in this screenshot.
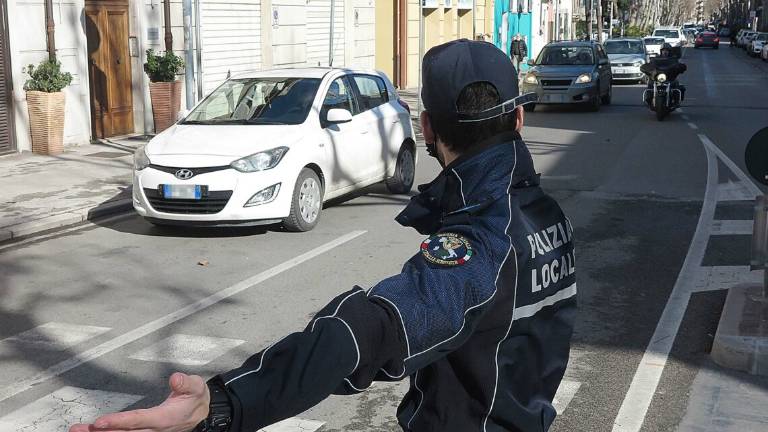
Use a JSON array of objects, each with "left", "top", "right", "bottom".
[
  {"left": 149, "top": 164, "right": 231, "bottom": 179},
  {"left": 614, "top": 73, "right": 641, "bottom": 78},
  {"left": 144, "top": 188, "right": 233, "bottom": 214},
  {"left": 541, "top": 79, "right": 572, "bottom": 87}
]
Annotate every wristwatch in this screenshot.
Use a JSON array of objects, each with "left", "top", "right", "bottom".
[{"left": 193, "top": 378, "right": 234, "bottom": 432}]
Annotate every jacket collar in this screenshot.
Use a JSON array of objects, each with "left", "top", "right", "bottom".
[{"left": 395, "top": 132, "right": 537, "bottom": 234}]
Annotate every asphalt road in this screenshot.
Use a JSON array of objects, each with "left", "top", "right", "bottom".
[{"left": 1, "top": 45, "right": 768, "bottom": 432}]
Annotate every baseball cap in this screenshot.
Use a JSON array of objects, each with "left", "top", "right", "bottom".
[{"left": 421, "top": 39, "right": 537, "bottom": 123}]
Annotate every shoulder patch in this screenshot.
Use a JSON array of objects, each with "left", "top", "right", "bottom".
[{"left": 420, "top": 233, "right": 474, "bottom": 267}]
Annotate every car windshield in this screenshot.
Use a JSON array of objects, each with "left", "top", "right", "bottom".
[
  {"left": 604, "top": 40, "right": 644, "bottom": 54},
  {"left": 644, "top": 38, "right": 664, "bottom": 45},
  {"left": 183, "top": 77, "right": 321, "bottom": 125},
  {"left": 654, "top": 30, "right": 680, "bottom": 38},
  {"left": 536, "top": 46, "right": 595, "bottom": 65},
  {"left": 756, "top": 34, "right": 768, "bottom": 41}
]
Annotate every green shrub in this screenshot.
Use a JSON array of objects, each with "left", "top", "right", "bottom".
[
  {"left": 143, "top": 49, "right": 184, "bottom": 83},
  {"left": 23, "top": 60, "right": 73, "bottom": 93}
]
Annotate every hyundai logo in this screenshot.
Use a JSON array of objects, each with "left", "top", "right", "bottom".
[{"left": 175, "top": 168, "right": 194, "bottom": 180}]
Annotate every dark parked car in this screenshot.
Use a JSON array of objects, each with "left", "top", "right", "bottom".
[
  {"left": 695, "top": 31, "right": 720, "bottom": 49},
  {"left": 521, "top": 41, "right": 613, "bottom": 112}
]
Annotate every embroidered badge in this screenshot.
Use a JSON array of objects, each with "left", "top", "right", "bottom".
[{"left": 421, "top": 233, "right": 473, "bottom": 266}]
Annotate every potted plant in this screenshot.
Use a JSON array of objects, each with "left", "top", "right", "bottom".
[
  {"left": 24, "top": 60, "right": 73, "bottom": 155},
  {"left": 144, "top": 49, "right": 184, "bottom": 133}
]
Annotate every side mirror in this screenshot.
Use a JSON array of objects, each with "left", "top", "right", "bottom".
[
  {"left": 527, "top": 58, "right": 536, "bottom": 66},
  {"left": 326, "top": 108, "right": 353, "bottom": 124},
  {"left": 177, "top": 109, "right": 190, "bottom": 122}
]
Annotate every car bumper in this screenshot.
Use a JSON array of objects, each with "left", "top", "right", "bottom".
[
  {"left": 132, "top": 164, "right": 295, "bottom": 223},
  {"left": 522, "top": 82, "right": 600, "bottom": 104},
  {"left": 752, "top": 45, "right": 764, "bottom": 54},
  {"left": 611, "top": 65, "right": 644, "bottom": 80},
  {"left": 696, "top": 41, "right": 719, "bottom": 47}
]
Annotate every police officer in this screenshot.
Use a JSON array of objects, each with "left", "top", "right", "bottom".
[{"left": 70, "top": 40, "right": 577, "bottom": 432}]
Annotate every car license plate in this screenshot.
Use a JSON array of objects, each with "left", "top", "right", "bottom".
[
  {"left": 614, "top": 68, "right": 628, "bottom": 74},
  {"left": 543, "top": 94, "right": 565, "bottom": 103},
  {"left": 160, "top": 184, "right": 203, "bottom": 200}
]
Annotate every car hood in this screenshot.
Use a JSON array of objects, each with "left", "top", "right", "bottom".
[
  {"left": 146, "top": 124, "right": 305, "bottom": 159},
  {"left": 529, "top": 64, "right": 596, "bottom": 77},
  {"left": 608, "top": 54, "right": 644, "bottom": 63}
]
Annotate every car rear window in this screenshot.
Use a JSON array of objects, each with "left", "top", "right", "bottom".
[
  {"left": 604, "top": 40, "right": 644, "bottom": 54},
  {"left": 654, "top": 30, "right": 680, "bottom": 38}
]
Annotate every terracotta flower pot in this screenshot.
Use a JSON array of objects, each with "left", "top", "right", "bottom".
[
  {"left": 149, "top": 81, "right": 182, "bottom": 133},
  {"left": 26, "top": 91, "right": 66, "bottom": 155}
]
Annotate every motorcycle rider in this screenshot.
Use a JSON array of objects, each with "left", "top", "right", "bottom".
[{"left": 640, "top": 43, "right": 687, "bottom": 105}]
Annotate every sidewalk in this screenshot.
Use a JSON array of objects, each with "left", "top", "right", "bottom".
[{"left": 0, "top": 135, "right": 150, "bottom": 242}]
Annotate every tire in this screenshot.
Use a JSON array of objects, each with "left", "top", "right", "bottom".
[
  {"left": 601, "top": 84, "right": 612, "bottom": 105},
  {"left": 283, "top": 168, "right": 323, "bottom": 232},
  {"left": 523, "top": 103, "right": 536, "bottom": 112},
  {"left": 385, "top": 144, "right": 416, "bottom": 194},
  {"left": 714, "top": 45, "right": 719, "bottom": 49},
  {"left": 588, "top": 88, "right": 601, "bottom": 112},
  {"left": 655, "top": 95, "right": 667, "bottom": 121}
]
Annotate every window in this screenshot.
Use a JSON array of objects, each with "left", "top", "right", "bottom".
[
  {"left": 536, "top": 46, "right": 595, "bottom": 65},
  {"left": 321, "top": 77, "right": 356, "bottom": 121},
  {"left": 184, "top": 77, "right": 321, "bottom": 125},
  {"left": 352, "top": 75, "right": 389, "bottom": 112},
  {"left": 604, "top": 40, "right": 644, "bottom": 55},
  {"left": 653, "top": 30, "right": 680, "bottom": 38}
]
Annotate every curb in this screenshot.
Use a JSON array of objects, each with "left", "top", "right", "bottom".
[
  {"left": 711, "top": 283, "right": 768, "bottom": 376},
  {"left": 0, "top": 199, "right": 133, "bottom": 244}
]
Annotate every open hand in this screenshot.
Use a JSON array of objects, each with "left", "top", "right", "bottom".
[{"left": 69, "top": 372, "right": 210, "bottom": 432}]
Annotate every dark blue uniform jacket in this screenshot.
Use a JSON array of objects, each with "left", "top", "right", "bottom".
[{"left": 217, "top": 132, "right": 577, "bottom": 432}]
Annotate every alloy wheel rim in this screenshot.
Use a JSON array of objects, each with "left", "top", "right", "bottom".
[{"left": 299, "top": 178, "right": 321, "bottom": 223}]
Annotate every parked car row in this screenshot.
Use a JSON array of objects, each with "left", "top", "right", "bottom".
[{"left": 733, "top": 29, "right": 768, "bottom": 61}]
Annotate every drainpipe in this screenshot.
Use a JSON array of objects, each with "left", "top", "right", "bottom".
[
  {"left": 44, "top": 0, "right": 56, "bottom": 60},
  {"left": 164, "top": 0, "right": 173, "bottom": 52},
  {"left": 329, "top": 0, "right": 336, "bottom": 66},
  {"left": 195, "top": 0, "right": 204, "bottom": 100},
  {"left": 183, "top": 0, "right": 195, "bottom": 108}
]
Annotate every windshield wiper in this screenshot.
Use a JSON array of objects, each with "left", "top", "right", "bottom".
[{"left": 245, "top": 119, "right": 288, "bottom": 125}]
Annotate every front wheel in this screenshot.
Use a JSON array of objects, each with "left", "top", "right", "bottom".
[
  {"left": 588, "top": 89, "right": 601, "bottom": 112},
  {"left": 601, "top": 85, "right": 612, "bottom": 105},
  {"left": 655, "top": 96, "right": 667, "bottom": 121},
  {"left": 386, "top": 145, "right": 416, "bottom": 194},
  {"left": 283, "top": 168, "right": 323, "bottom": 232}
]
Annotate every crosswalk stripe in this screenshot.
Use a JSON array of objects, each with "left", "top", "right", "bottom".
[
  {"left": 717, "top": 180, "right": 756, "bottom": 202},
  {"left": 0, "top": 386, "right": 142, "bottom": 431},
  {"left": 260, "top": 418, "right": 325, "bottom": 432},
  {"left": 552, "top": 380, "right": 581, "bottom": 415},
  {"left": 710, "top": 219, "right": 753, "bottom": 235},
  {"left": 692, "top": 266, "right": 761, "bottom": 292},
  {"left": 129, "top": 334, "right": 245, "bottom": 366},
  {"left": 0, "top": 322, "right": 111, "bottom": 351}
]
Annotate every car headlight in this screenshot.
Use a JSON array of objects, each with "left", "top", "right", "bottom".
[
  {"left": 524, "top": 74, "right": 538, "bottom": 84},
  {"left": 245, "top": 183, "right": 281, "bottom": 207},
  {"left": 231, "top": 147, "right": 290, "bottom": 173},
  {"left": 634, "top": 60, "right": 645, "bottom": 67},
  {"left": 134, "top": 146, "right": 150, "bottom": 171},
  {"left": 575, "top": 74, "right": 592, "bottom": 84},
  {"left": 657, "top": 73, "right": 667, "bottom": 82}
]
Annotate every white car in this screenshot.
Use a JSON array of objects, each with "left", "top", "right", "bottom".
[
  {"left": 738, "top": 31, "right": 757, "bottom": 48},
  {"left": 652, "top": 27, "right": 685, "bottom": 56},
  {"left": 133, "top": 68, "right": 417, "bottom": 231},
  {"left": 643, "top": 37, "right": 665, "bottom": 57},
  {"left": 762, "top": 41, "right": 768, "bottom": 61},
  {"left": 748, "top": 32, "right": 768, "bottom": 57}
]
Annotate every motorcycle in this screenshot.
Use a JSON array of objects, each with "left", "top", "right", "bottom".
[{"left": 642, "top": 65, "right": 685, "bottom": 121}]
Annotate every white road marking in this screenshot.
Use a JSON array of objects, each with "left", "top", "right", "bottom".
[
  {"left": 717, "top": 180, "right": 757, "bottom": 201},
  {"left": 259, "top": 417, "right": 325, "bottom": 432},
  {"left": 0, "top": 386, "right": 142, "bottom": 432},
  {"left": 612, "top": 136, "right": 718, "bottom": 432},
  {"left": 710, "top": 219, "right": 753, "bottom": 235},
  {"left": 553, "top": 380, "right": 581, "bottom": 415},
  {"left": 692, "top": 266, "right": 762, "bottom": 292},
  {"left": 699, "top": 134, "right": 762, "bottom": 197},
  {"left": 0, "top": 230, "right": 367, "bottom": 403},
  {"left": 0, "top": 213, "right": 133, "bottom": 253},
  {"left": 129, "top": 334, "right": 245, "bottom": 366},
  {"left": 687, "top": 122, "right": 699, "bottom": 130},
  {"left": 1, "top": 322, "right": 111, "bottom": 351}
]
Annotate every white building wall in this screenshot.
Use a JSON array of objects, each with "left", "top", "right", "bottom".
[
  {"left": 306, "top": 0, "right": 345, "bottom": 67},
  {"left": 7, "top": 0, "right": 92, "bottom": 150},
  {"left": 271, "top": 0, "right": 307, "bottom": 67},
  {"left": 350, "top": 0, "right": 374, "bottom": 68}
]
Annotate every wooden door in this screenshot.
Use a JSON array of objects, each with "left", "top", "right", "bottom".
[
  {"left": 0, "top": 0, "right": 15, "bottom": 154},
  {"left": 85, "top": 0, "right": 133, "bottom": 138}
]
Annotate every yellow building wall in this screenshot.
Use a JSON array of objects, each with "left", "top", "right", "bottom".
[
  {"left": 458, "top": 10, "right": 472, "bottom": 39},
  {"left": 375, "top": 0, "right": 395, "bottom": 78},
  {"left": 406, "top": 0, "right": 420, "bottom": 87}
]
